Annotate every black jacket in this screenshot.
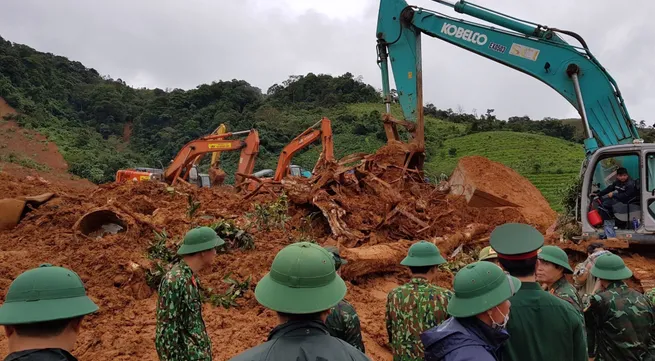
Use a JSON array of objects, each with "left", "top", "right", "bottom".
[
  {"left": 4, "top": 349, "right": 77, "bottom": 361},
  {"left": 599, "top": 178, "right": 638, "bottom": 203},
  {"left": 228, "top": 320, "right": 370, "bottom": 361},
  {"left": 421, "top": 317, "right": 509, "bottom": 361}
]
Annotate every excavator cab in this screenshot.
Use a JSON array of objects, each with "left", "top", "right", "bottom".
[{"left": 580, "top": 145, "right": 655, "bottom": 244}]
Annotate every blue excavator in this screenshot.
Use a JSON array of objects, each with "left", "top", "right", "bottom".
[{"left": 376, "top": 0, "right": 655, "bottom": 243}]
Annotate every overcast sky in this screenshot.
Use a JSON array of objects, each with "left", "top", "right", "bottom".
[{"left": 1, "top": 0, "right": 653, "bottom": 121}]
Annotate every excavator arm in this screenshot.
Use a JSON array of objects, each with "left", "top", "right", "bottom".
[
  {"left": 164, "top": 129, "right": 260, "bottom": 186},
  {"left": 273, "top": 117, "right": 335, "bottom": 181},
  {"left": 377, "top": 0, "right": 639, "bottom": 159},
  {"left": 191, "top": 123, "right": 228, "bottom": 167}
]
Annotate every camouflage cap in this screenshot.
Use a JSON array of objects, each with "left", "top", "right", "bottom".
[
  {"left": 0, "top": 264, "right": 99, "bottom": 325},
  {"left": 255, "top": 242, "right": 346, "bottom": 314},
  {"left": 447, "top": 261, "right": 521, "bottom": 317},
  {"left": 177, "top": 226, "right": 224, "bottom": 255},
  {"left": 490, "top": 223, "right": 544, "bottom": 259},
  {"left": 538, "top": 245, "right": 573, "bottom": 273},
  {"left": 324, "top": 246, "right": 348, "bottom": 271},
  {"left": 400, "top": 240, "right": 446, "bottom": 267},
  {"left": 591, "top": 253, "right": 633, "bottom": 281},
  {"left": 478, "top": 246, "right": 498, "bottom": 261}
]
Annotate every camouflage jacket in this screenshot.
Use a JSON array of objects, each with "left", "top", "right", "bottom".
[
  {"left": 584, "top": 281, "right": 655, "bottom": 361},
  {"left": 646, "top": 288, "right": 655, "bottom": 305},
  {"left": 385, "top": 277, "right": 452, "bottom": 361},
  {"left": 325, "top": 299, "right": 366, "bottom": 353},
  {"left": 550, "top": 276, "right": 584, "bottom": 316},
  {"left": 155, "top": 260, "right": 212, "bottom": 361}
]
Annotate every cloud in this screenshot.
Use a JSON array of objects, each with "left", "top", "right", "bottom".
[{"left": 0, "top": 0, "right": 652, "bottom": 121}]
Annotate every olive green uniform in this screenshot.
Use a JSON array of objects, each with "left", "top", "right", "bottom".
[
  {"left": 490, "top": 224, "right": 587, "bottom": 361},
  {"left": 501, "top": 282, "right": 587, "bottom": 360}
]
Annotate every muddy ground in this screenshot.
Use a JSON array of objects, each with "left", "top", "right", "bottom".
[{"left": 0, "top": 138, "right": 652, "bottom": 361}]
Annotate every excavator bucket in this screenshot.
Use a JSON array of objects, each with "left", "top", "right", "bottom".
[
  {"left": 74, "top": 208, "right": 128, "bottom": 239},
  {"left": 0, "top": 193, "right": 56, "bottom": 230}
]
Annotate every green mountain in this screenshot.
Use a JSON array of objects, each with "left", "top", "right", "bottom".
[{"left": 0, "top": 35, "right": 595, "bottom": 211}]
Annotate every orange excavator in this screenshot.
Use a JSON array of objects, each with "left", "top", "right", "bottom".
[
  {"left": 274, "top": 117, "right": 334, "bottom": 180},
  {"left": 245, "top": 117, "right": 334, "bottom": 192},
  {"left": 115, "top": 129, "right": 260, "bottom": 189}
]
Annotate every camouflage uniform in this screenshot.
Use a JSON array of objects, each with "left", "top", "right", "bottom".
[
  {"left": 646, "top": 288, "right": 655, "bottom": 305},
  {"left": 584, "top": 280, "right": 655, "bottom": 360},
  {"left": 549, "top": 276, "right": 584, "bottom": 316},
  {"left": 155, "top": 260, "right": 212, "bottom": 361},
  {"left": 386, "top": 278, "right": 452, "bottom": 361},
  {"left": 325, "top": 299, "right": 366, "bottom": 353}
]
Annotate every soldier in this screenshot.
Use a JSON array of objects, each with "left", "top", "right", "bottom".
[
  {"left": 386, "top": 240, "right": 452, "bottom": 361},
  {"left": 324, "top": 246, "right": 366, "bottom": 353},
  {"left": 478, "top": 246, "right": 499, "bottom": 265},
  {"left": 0, "top": 264, "right": 99, "bottom": 361},
  {"left": 228, "top": 242, "right": 370, "bottom": 361},
  {"left": 422, "top": 261, "right": 521, "bottom": 361},
  {"left": 536, "top": 245, "right": 583, "bottom": 315},
  {"left": 155, "top": 226, "right": 223, "bottom": 361},
  {"left": 584, "top": 253, "right": 655, "bottom": 360},
  {"left": 490, "top": 223, "right": 587, "bottom": 361}
]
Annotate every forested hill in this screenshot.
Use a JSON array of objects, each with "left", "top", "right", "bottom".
[{"left": 0, "top": 35, "right": 649, "bottom": 202}]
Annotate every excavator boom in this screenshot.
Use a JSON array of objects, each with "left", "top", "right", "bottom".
[
  {"left": 273, "top": 117, "right": 335, "bottom": 181},
  {"left": 163, "top": 129, "right": 259, "bottom": 186},
  {"left": 377, "top": 0, "right": 638, "bottom": 159}
]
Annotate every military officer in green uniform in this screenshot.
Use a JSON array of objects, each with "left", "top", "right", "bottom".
[
  {"left": 584, "top": 253, "right": 655, "bottom": 360},
  {"left": 228, "top": 242, "right": 370, "bottom": 361},
  {"left": 478, "top": 246, "right": 499, "bottom": 265},
  {"left": 324, "top": 246, "right": 366, "bottom": 353},
  {"left": 0, "top": 264, "right": 99, "bottom": 361},
  {"left": 155, "top": 226, "right": 223, "bottom": 361},
  {"left": 385, "top": 241, "right": 453, "bottom": 361},
  {"left": 490, "top": 223, "right": 587, "bottom": 361},
  {"left": 537, "top": 245, "right": 584, "bottom": 315}
]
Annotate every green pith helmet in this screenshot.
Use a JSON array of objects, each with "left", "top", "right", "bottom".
[
  {"left": 324, "top": 246, "right": 348, "bottom": 271},
  {"left": 177, "top": 226, "right": 224, "bottom": 255},
  {"left": 447, "top": 261, "right": 521, "bottom": 317},
  {"left": 400, "top": 241, "right": 446, "bottom": 267},
  {"left": 478, "top": 246, "right": 498, "bottom": 261},
  {"left": 255, "top": 242, "right": 347, "bottom": 314},
  {"left": 538, "top": 245, "right": 573, "bottom": 273},
  {"left": 490, "top": 223, "right": 544, "bottom": 257},
  {"left": 0, "top": 264, "right": 99, "bottom": 325},
  {"left": 591, "top": 253, "right": 633, "bottom": 281}
]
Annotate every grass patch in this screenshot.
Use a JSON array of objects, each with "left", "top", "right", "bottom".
[{"left": 0, "top": 152, "right": 50, "bottom": 171}]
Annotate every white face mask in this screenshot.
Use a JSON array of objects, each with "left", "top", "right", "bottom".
[{"left": 488, "top": 306, "right": 509, "bottom": 330}]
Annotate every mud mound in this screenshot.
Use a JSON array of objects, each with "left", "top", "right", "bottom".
[{"left": 449, "top": 156, "right": 557, "bottom": 230}]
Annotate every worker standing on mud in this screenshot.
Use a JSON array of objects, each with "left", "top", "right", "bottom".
[
  {"left": 386, "top": 240, "right": 452, "bottom": 361},
  {"left": 490, "top": 223, "right": 587, "bottom": 361},
  {"left": 228, "top": 242, "right": 370, "bottom": 361},
  {"left": 0, "top": 264, "right": 99, "bottom": 361},
  {"left": 421, "top": 261, "right": 521, "bottom": 361},
  {"left": 584, "top": 253, "right": 655, "bottom": 360},
  {"left": 155, "top": 226, "right": 223, "bottom": 361},
  {"left": 536, "top": 245, "right": 583, "bottom": 315},
  {"left": 324, "top": 246, "right": 366, "bottom": 353},
  {"left": 478, "top": 246, "right": 499, "bottom": 265}
]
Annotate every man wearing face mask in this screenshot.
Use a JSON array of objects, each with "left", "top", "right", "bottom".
[
  {"left": 421, "top": 261, "right": 521, "bottom": 361},
  {"left": 386, "top": 241, "right": 453, "bottom": 361},
  {"left": 490, "top": 223, "right": 587, "bottom": 361}
]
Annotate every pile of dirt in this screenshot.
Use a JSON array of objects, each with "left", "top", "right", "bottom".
[
  {"left": 0, "top": 142, "right": 560, "bottom": 361},
  {"left": 448, "top": 156, "right": 557, "bottom": 230}
]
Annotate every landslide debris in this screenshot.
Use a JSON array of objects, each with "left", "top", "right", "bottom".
[{"left": 0, "top": 142, "right": 558, "bottom": 361}]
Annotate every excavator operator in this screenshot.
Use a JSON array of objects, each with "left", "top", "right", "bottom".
[{"left": 590, "top": 167, "right": 638, "bottom": 222}]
